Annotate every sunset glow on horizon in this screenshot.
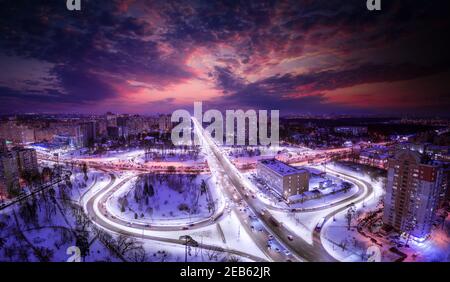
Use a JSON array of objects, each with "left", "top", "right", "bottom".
[{"left": 0, "top": 0, "right": 449, "bottom": 116}]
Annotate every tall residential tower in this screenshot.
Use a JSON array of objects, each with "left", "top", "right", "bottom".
[{"left": 383, "top": 149, "right": 442, "bottom": 239}]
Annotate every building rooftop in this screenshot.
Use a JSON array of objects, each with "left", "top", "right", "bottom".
[{"left": 259, "top": 159, "right": 305, "bottom": 176}]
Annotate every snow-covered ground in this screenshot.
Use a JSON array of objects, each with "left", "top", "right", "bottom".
[
  {"left": 139, "top": 235, "right": 253, "bottom": 262},
  {"left": 106, "top": 174, "right": 216, "bottom": 225},
  {"left": 316, "top": 163, "right": 386, "bottom": 261},
  {"left": 0, "top": 179, "right": 122, "bottom": 262},
  {"left": 315, "top": 162, "right": 450, "bottom": 262}
]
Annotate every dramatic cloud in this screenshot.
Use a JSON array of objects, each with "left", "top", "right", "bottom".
[{"left": 0, "top": 0, "right": 449, "bottom": 115}]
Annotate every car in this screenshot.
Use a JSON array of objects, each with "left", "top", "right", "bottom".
[
  {"left": 182, "top": 226, "right": 189, "bottom": 230},
  {"left": 284, "top": 250, "right": 291, "bottom": 256},
  {"left": 287, "top": 235, "right": 294, "bottom": 241},
  {"left": 268, "top": 235, "right": 274, "bottom": 240},
  {"left": 315, "top": 217, "right": 326, "bottom": 232}
]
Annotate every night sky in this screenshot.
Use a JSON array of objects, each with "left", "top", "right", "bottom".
[{"left": 0, "top": 0, "right": 449, "bottom": 116}]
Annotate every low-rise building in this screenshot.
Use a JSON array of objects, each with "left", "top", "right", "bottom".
[
  {"left": 257, "top": 159, "right": 309, "bottom": 201},
  {"left": 358, "top": 146, "right": 391, "bottom": 169},
  {"left": 334, "top": 126, "right": 368, "bottom": 136}
]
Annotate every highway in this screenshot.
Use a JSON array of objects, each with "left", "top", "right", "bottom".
[
  {"left": 191, "top": 117, "right": 376, "bottom": 262},
  {"left": 29, "top": 118, "right": 377, "bottom": 262},
  {"left": 191, "top": 117, "right": 335, "bottom": 261}
]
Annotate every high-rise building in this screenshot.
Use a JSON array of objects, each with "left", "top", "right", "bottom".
[
  {"left": 0, "top": 138, "right": 7, "bottom": 154},
  {"left": 0, "top": 152, "right": 20, "bottom": 197},
  {"left": 439, "top": 163, "right": 450, "bottom": 205},
  {"left": 106, "top": 112, "right": 117, "bottom": 127},
  {"left": 158, "top": 114, "right": 172, "bottom": 132},
  {"left": 11, "top": 147, "right": 39, "bottom": 175},
  {"left": 107, "top": 126, "right": 119, "bottom": 139},
  {"left": 117, "top": 116, "right": 129, "bottom": 138},
  {"left": 383, "top": 149, "right": 443, "bottom": 239},
  {"left": 0, "top": 121, "right": 35, "bottom": 144},
  {"left": 80, "top": 121, "right": 97, "bottom": 147}
]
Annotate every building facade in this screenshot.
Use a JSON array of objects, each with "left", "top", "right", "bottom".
[
  {"left": 257, "top": 159, "right": 309, "bottom": 201},
  {"left": 0, "top": 121, "right": 35, "bottom": 144},
  {"left": 0, "top": 138, "right": 7, "bottom": 154},
  {"left": 11, "top": 147, "right": 39, "bottom": 175},
  {"left": 80, "top": 121, "right": 97, "bottom": 147},
  {"left": 158, "top": 114, "right": 172, "bottom": 132},
  {"left": 334, "top": 126, "right": 368, "bottom": 136},
  {"left": 0, "top": 152, "right": 20, "bottom": 197},
  {"left": 383, "top": 149, "right": 443, "bottom": 239}
]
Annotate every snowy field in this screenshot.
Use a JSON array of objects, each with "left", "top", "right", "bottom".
[{"left": 107, "top": 174, "right": 216, "bottom": 225}]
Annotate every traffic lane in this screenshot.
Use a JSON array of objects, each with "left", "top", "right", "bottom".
[
  {"left": 214, "top": 148, "right": 336, "bottom": 261},
  {"left": 83, "top": 172, "right": 267, "bottom": 261},
  {"left": 312, "top": 167, "right": 374, "bottom": 245},
  {"left": 194, "top": 117, "right": 336, "bottom": 261},
  {"left": 94, "top": 174, "right": 227, "bottom": 232}
]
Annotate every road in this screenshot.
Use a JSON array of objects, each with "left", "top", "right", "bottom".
[
  {"left": 86, "top": 173, "right": 226, "bottom": 232},
  {"left": 30, "top": 118, "right": 376, "bottom": 262},
  {"left": 82, "top": 171, "right": 267, "bottom": 262},
  {"left": 191, "top": 117, "right": 377, "bottom": 262},
  {"left": 310, "top": 166, "right": 374, "bottom": 255},
  {"left": 191, "top": 117, "right": 337, "bottom": 261}
]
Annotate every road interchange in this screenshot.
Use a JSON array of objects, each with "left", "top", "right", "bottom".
[{"left": 67, "top": 116, "right": 378, "bottom": 262}]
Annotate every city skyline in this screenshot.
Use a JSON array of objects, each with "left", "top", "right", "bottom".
[{"left": 0, "top": 0, "right": 449, "bottom": 116}]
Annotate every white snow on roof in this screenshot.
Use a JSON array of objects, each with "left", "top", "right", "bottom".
[{"left": 259, "top": 159, "right": 306, "bottom": 176}]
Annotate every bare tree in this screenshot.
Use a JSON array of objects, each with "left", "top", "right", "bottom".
[
  {"left": 204, "top": 248, "right": 221, "bottom": 261},
  {"left": 225, "top": 255, "right": 240, "bottom": 262},
  {"left": 127, "top": 246, "right": 147, "bottom": 262},
  {"left": 115, "top": 235, "right": 141, "bottom": 255}
]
